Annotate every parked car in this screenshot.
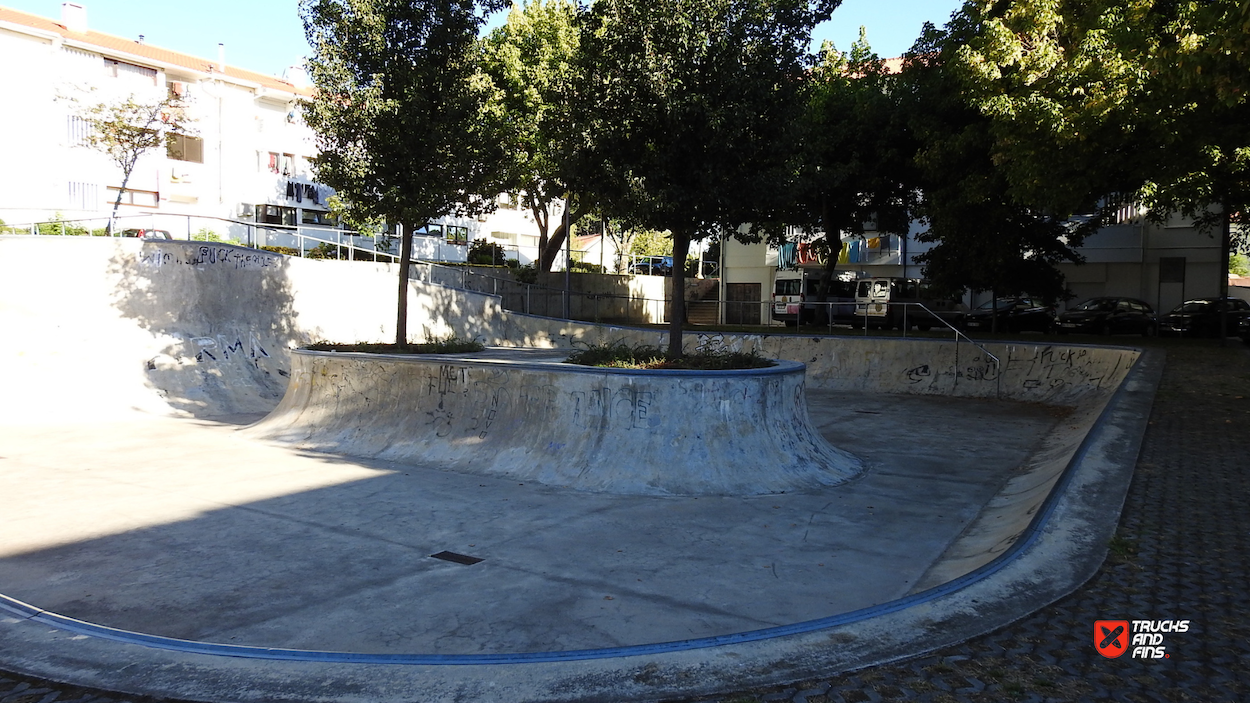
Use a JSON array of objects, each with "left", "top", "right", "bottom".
[
  {"left": 120, "top": 228, "right": 173, "bottom": 240},
  {"left": 1054, "top": 297, "right": 1156, "bottom": 335},
  {"left": 963, "top": 297, "right": 1055, "bottom": 333},
  {"left": 1240, "top": 315, "right": 1250, "bottom": 345},
  {"left": 1157, "top": 297, "right": 1250, "bottom": 338},
  {"left": 628, "top": 256, "right": 672, "bottom": 276}
]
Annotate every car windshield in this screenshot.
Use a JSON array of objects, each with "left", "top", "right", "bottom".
[
  {"left": 1172, "top": 300, "right": 1213, "bottom": 313},
  {"left": 1073, "top": 299, "right": 1115, "bottom": 312},
  {"left": 976, "top": 298, "right": 1017, "bottom": 310}
]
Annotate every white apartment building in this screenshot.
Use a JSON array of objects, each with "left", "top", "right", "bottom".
[{"left": 0, "top": 3, "right": 565, "bottom": 265}]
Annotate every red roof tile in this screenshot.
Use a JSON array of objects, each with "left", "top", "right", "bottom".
[{"left": 0, "top": 5, "right": 312, "bottom": 97}]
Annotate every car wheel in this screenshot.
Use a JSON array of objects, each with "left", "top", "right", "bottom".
[
  {"left": 1142, "top": 323, "right": 1157, "bottom": 337},
  {"left": 784, "top": 319, "right": 798, "bottom": 328},
  {"left": 917, "top": 324, "right": 931, "bottom": 332},
  {"left": 1100, "top": 321, "right": 1112, "bottom": 336}
]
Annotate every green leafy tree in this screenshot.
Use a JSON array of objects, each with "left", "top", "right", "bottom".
[
  {"left": 950, "top": 0, "right": 1250, "bottom": 306},
  {"left": 71, "top": 94, "right": 193, "bottom": 230},
  {"left": 902, "top": 16, "right": 1088, "bottom": 306},
  {"left": 481, "top": 0, "right": 585, "bottom": 272},
  {"left": 576, "top": 0, "right": 835, "bottom": 356},
  {"left": 790, "top": 31, "right": 919, "bottom": 307},
  {"left": 301, "top": 0, "right": 507, "bottom": 348}
]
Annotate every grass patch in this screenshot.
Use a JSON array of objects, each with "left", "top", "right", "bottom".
[
  {"left": 564, "top": 342, "right": 776, "bottom": 370},
  {"left": 305, "top": 336, "right": 485, "bottom": 354}
]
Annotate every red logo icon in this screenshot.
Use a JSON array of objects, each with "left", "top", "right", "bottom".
[{"left": 1096, "top": 620, "right": 1130, "bottom": 658}]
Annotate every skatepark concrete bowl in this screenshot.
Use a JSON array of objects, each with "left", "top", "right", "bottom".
[
  {"left": 0, "top": 237, "right": 1161, "bottom": 703},
  {"left": 250, "top": 351, "right": 862, "bottom": 496}
]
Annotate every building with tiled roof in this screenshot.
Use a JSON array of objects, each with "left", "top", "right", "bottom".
[
  {"left": 0, "top": 2, "right": 340, "bottom": 246},
  {"left": 0, "top": 3, "right": 561, "bottom": 264}
]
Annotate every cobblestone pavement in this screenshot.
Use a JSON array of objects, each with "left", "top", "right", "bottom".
[{"left": 2, "top": 341, "right": 1247, "bottom": 703}]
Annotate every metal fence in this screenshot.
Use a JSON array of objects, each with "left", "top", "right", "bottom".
[{"left": 0, "top": 213, "right": 522, "bottom": 266}]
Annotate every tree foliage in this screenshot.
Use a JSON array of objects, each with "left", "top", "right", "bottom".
[
  {"left": 790, "top": 30, "right": 919, "bottom": 301},
  {"left": 301, "top": 0, "right": 507, "bottom": 346},
  {"left": 481, "top": 0, "right": 584, "bottom": 272},
  {"left": 71, "top": 94, "right": 193, "bottom": 228},
  {"left": 951, "top": 0, "right": 1250, "bottom": 230},
  {"left": 576, "top": 0, "right": 836, "bottom": 355},
  {"left": 902, "top": 16, "right": 1086, "bottom": 302}
]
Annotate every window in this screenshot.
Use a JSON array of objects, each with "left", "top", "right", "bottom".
[
  {"left": 301, "top": 209, "right": 337, "bottom": 226},
  {"left": 263, "top": 151, "right": 280, "bottom": 174},
  {"left": 446, "top": 225, "right": 468, "bottom": 245},
  {"left": 106, "top": 187, "right": 159, "bottom": 208},
  {"left": 67, "top": 181, "right": 99, "bottom": 210},
  {"left": 255, "top": 204, "right": 296, "bottom": 226},
  {"left": 280, "top": 153, "right": 295, "bottom": 176},
  {"left": 66, "top": 115, "right": 90, "bottom": 147},
  {"left": 104, "top": 58, "right": 157, "bottom": 85},
  {"left": 167, "top": 134, "right": 203, "bottom": 163},
  {"left": 420, "top": 223, "right": 443, "bottom": 238}
]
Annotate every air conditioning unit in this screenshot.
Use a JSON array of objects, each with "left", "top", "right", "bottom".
[{"left": 237, "top": 203, "right": 254, "bottom": 218}]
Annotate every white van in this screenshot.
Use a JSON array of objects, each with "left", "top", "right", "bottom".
[{"left": 853, "top": 277, "right": 963, "bottom": 330}]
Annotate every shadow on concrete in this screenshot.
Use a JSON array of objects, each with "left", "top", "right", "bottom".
[{"left": 105, "top": 241, "right": 300, "bottom": 418}]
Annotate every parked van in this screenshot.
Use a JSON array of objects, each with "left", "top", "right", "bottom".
[
  {"left": 852, "top": 277, "right": 963, "bottom": 330},
  {"left": 772, "top": 270, "right": 857, "bottom": 326}
]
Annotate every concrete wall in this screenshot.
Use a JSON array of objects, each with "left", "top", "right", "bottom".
[
  {"left": 1, "top": 236, "right": 1139, "bottom": 424},
  {"left": 0, "top": 237, "right": 498, "bottom": 421}
]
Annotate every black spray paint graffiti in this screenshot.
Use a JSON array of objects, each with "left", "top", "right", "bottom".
[
  {"left": 139, "top": 247, "right": 278, "bottom": 270},
  {"left": 418, "top": 365, "right": 558, "bottom": 440},
  {"left": 901, "top": 345, "right": 1126, "bottom": 391},
  {"left": 191, "top": 333, "right": 270, "bottom": 363},
  {"left": 570, "top": 387, "right": 659, "bottom": 431}
]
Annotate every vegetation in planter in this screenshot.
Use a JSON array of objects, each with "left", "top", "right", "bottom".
[
  {"left": 304, "top": 336, "right": 485, "bottom": 354},
  {"left": 564, "top": 342, "right": 774, "bottom": 370}
]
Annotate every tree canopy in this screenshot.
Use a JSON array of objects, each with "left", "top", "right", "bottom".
[
  {"left": 951, "top": 0, "right": 1250, "bottom": 230},
  {"left": 788, "top": 31, "right": 918, "bottom": 302},
  {"left": 301, "top": 0, "right": 508, "bottom": 346},
  {"left": 576, "top": 0, "right": 837, "bottom": 355},
  {"left": 480, "top": 0, "right": 584, "bottom": 272},
  {"left": 900, "top": 16, "right": 1086, "bottom": 303}
]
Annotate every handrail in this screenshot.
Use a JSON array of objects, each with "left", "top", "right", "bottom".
[{"left": 907, "top": 301, "right": 1002, "bottom": 398}]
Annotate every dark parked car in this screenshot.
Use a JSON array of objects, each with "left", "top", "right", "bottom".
[
  {"left": 963, "top": 297, "right": 1055, "bottom": 333},
  {"left": 1158, "top": 297, "right": 1250, "bottom": 338},
  {"left": 1055, "top": 297, "right": 1157, "bottom": 335},
  {"left": 1240, "top": 315, "right": 1250, "bottom": 345},
  {"left": 628, "top": 256, "right": 673, "bottom": 276},
  {"left": 120, "top": 228, "right": 173, "bottom": 240}
]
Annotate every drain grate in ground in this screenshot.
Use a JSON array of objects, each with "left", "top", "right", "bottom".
[{"left": 430, "top": 551, "right": 484, "bottom": 565}]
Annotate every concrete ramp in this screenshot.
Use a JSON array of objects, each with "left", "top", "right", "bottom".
[
  {"left": 250, "top": 350, "right": 862, "bottom": 496},
  {"left": 0, "top": 237, "right": 497, "bottom": 422}
]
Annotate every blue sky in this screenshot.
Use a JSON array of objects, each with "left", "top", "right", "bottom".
[{"left": 3, "top": 0, "right": 964, "bottom": 78}]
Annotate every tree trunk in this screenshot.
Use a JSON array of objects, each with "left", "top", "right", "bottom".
[
  {"left": 539, "top": 220, "right": 569, "bottom": 272},
  {"left": 667, "top": 231, "right": 691, "bottom": 358},
  {"left": 395, "top": 224, "right": 414, "bottom": 350}
]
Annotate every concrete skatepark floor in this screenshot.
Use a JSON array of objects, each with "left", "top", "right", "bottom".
[{"left": 0, "top": 392, "right": 1060, "bottom": 655}]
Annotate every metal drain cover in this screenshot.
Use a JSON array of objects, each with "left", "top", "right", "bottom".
[{"left": 430, "top": 551, "right": 484, "bottom": 565}]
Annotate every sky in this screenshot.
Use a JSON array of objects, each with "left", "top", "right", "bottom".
[{"left": 2, "top": 0, "right": 965, "bottom": 79}]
